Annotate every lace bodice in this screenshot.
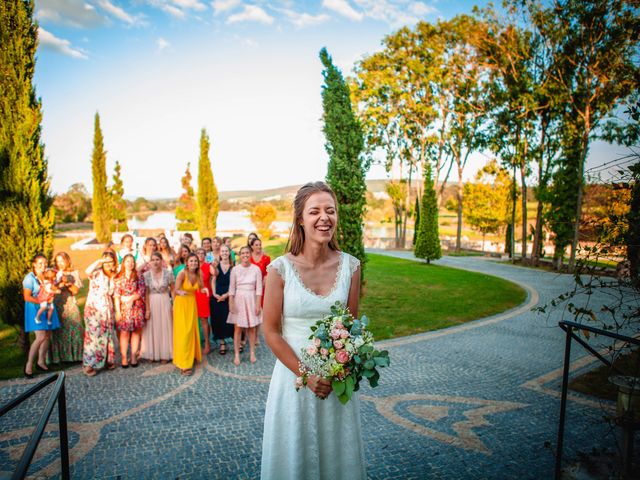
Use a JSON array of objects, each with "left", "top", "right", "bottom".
[
  {"left": 267, "top": 252, "right": 359, "bottom": 350},
  {"left": 143, "top": 269, "right": 173, "bottom": 295}
]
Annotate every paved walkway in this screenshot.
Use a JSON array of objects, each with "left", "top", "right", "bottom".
[{"left": 0, "top": 252, "right": 621, "bottom": 479}]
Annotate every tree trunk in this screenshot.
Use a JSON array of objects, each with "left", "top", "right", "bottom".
[
  {"left": 568, "top": 128, "right": 589, "bottom": 272},
  {"left": 520, "top": 153, "right": 528, "bottom": 262},
  {"left": 482, "top": 231, "right": 486, "bottom": 253},
  {"left": 456, "top": 161, "right": 463, "bottom": 254},
  {"left": 511, "top": 164, "right": 517, "bottom": 262},
  {"left": 17, "top": 326, "right": 30, "bottom": 354},
  {"left": 532, "top": 200, "right": 544, "bottom": 266}
]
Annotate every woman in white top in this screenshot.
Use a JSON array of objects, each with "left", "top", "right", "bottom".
[{"left": 261, "top": 181, "right": 365, "bottom": 480}]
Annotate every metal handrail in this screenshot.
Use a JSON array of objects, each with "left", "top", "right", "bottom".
[
  {"left": 555, "top": 320, "right": 639, "bottom": 480},
  {"left": 0, "top": 372, "right": 70, "bottom": 480}
]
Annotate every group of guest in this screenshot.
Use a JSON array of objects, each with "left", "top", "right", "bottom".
[{"left": 22, "top": 232, "right": 271, "bottom": 378}]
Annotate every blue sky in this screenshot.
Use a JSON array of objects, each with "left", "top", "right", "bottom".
[{"left": 34, "top": 0, "right": 627, "bottom": 198}]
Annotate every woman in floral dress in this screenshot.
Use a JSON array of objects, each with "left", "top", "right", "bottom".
[
  {"left": 83, "top": 251, "right": 118, "bottom": 377},
  {"left": 114, "top": 254, "right": 146, "bottom": 368},
  {"left": 49, "top": 252, "right": 84, "bottom": 363}
]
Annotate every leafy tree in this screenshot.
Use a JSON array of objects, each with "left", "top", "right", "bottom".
[
  {"left": 250, "top": 203, "right": 277, "bottom": 240},
  {"left": 532, "top": 0, "right": 639, "bottom": 270},
  {"left": 414, "top": 164, "right": 441, "bottom": 263},
  {"left": 54, "top": 183, "right": 92, "bottom": 223},
  {"left": 91, "top": 112, "right": 111, "bottom": 243},
  {"left": 197, "top": 128, "right": 218, "bottom": 238},
  {"left": 385, "top": 180, "right": 408, "bottom": 246},
  {"left": 176, "top": 163, "right": 197, "bottom": 231},
  {"left": 320, "top": 47, "right": 368, "bottom": 271},
  {"left": 0, "top": 0, "right": 55, "bottom": 339},
  {"left": 463, "top": 160, "right": 513, "bottom": 252},
  {"left": 110, "top": 160, "right": 128, "bottom": 232},
  {"left": 352, "top": 24, "right": 439, "bottom": 249}
]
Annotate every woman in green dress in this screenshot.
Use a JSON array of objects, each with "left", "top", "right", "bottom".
[{"left": 48, "top": 251, "right": 84, "bottom": 363}]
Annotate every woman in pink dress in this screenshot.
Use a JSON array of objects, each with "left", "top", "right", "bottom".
[
  {"left": 228, "top": 245, "right": 262, "bottom": 366},
  {"left": 142, "top": 252, "right": 174, "bottom": 363},
  {"left": 114, "top": 254, "right": 146, "bottom": 368}
]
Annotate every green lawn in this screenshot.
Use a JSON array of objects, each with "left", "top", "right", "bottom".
[
  {"left": 1, "top": 241, "right": 526, "bottom": 379},
  {"left": 361, "top": 254, "right": 526, "bottom": 340}
]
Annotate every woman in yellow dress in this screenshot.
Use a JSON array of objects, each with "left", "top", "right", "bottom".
[{"left": 173, "top": 253, "right": 207, "bottom": 376}]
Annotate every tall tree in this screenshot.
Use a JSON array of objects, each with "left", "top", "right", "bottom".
[
  {"left": 110, "top": 160, "right": 128, "bottom": 232},
  {"left": 320, "top": 47, "right": 368, "bottom": 271},
  {"left": 352, "top": 24, "right": 439, "bottom": 249},
  {"left": 414, "top": 164, "right": 442, "bottom": 263},
  {"left": 196, "top": 128, "right": 218, "bottom": 238},
  {"left": 0, "top": 0, "right": 55, "bottom": 338},
  {"left": 176, "top": 162, "right": 197, "bottom": 231},
  {"left": 534, "top": 0, "right": 639, "bottom": 270},
  {"left": 91, "top": 112, "right": 111, "bottom": 243}
]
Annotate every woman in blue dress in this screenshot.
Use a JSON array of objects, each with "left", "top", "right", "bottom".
[{"left": 23, "top": 254, "right": 61, "bottom": 378}]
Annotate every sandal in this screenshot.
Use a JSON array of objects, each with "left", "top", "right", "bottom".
[
  {"left": 84, "top": 367, "right": 97, "bottom": 377},
  {"left": 121, "top": 364, "right": 129, "bottom": 369},
  {"left": 181, "top": 369, "right": 192, "bottom": 376},
  {"left": 130, "top": 362, "right": 139, "bottom": 368},
  {"left": 107, "top": 363, "right": 116, "bottom": 370}
]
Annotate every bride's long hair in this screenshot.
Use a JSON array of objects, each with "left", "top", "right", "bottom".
[{"left": 286, "top": 181, "right": 340, "bottom": 255}]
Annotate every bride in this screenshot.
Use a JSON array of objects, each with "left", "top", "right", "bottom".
[{"left": 261, "top": 182, "right": 366, "bottom": 480}]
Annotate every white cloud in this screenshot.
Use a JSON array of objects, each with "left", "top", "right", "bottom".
[
  {"left": 36, "top": 0, "right": 106, "bottom": 28},
  {"left": 211, "top": 0, "right": 241, "bottom": 14},
  {"left": 281, "top": 9, "right": 330, "bottom": 28},
  {"left": 97, "top": 0, "right": 137, "bottom": 24},
  {"left": 157, "top": 37, "right": 170, "bottom": 51},
  {"left": 322, "top": 0, "right": 362, "bottom": 21},
  {"left": 227, "top": 5, "right": 274, "bottom": 25},
  {"left": 353, "top": 0, "right": 438, "bottom": 26},
  {"left": 38, "top": 27, "right": 88, "bottom": 59},
  {"left": 162, "top": 3, "right": 186, "bottom": 17},
  {"left": 171, "top": 0, "right": 207, "bottom": 12}
]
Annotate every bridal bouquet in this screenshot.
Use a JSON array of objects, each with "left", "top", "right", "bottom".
[{"left": 296, "top": 301, "right": 390, "bottom": 404}]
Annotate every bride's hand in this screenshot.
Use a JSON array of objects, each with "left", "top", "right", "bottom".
[{"left": 307, "top": 375, "right": 332, "bottom": 399}]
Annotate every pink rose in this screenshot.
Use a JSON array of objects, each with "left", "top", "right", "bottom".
[
  {"left": 340, "top": 330, "right": 349, "bottom": 339},
  {"left": 333, "top": 340, "right": 344, "bottom": 349},
  {"left": 314, "top": 337, "right": 321, "bottom": 347},
  {"left": 330, "top": 329, "right": 341, "bottom": 340},
  {"left": 295, "top": 377, "right": 304, "bottom": 389},
  {"left": 320, "top": 348, "right": 329, "bottom": 356},
  {"left": 306, "top": 345, "right": 318, "bottom": 356},
  {"left": 335, "top": 321, "right": 344, "bottom": 330},
  {"left": 335, "top": 350, "right": 350, "bottom": 364}
]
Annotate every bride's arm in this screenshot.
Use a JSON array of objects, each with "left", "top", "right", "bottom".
[
  {"left": 263, "top": 268, "right": 332, "bottom": 399},
  {"left": 347, "top": 265, "right": 361, "bottom": 318},
  {"left": 262, "top": 269, "right": 299, "bottom": 375}
]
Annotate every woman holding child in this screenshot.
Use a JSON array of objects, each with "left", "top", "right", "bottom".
[{"left": 22, "top": 254, "right": 61, "bottom": 378}]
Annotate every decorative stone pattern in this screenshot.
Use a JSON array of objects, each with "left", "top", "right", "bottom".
[{"left": 0, "top": 252, "right": 620, "bottom": 479}]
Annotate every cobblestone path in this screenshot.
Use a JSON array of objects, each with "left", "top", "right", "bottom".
[{"left": 0, "top": 252, "right": 619, "bottom": 479}]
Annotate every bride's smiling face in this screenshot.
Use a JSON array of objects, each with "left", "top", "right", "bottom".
[{"left": 301, "top": 192, "right": 337, "bottom": 244}]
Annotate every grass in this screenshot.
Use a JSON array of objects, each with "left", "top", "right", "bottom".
[
  {"left": 361, "top": 254, "right": 526, "bottom": 340},
  {"left": 1, "top": 238, "right": 527, "bottom": 379}
]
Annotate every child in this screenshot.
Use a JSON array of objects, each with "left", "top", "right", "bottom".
[{"left": 35, "top": 268, "right": 60, "bottom": 325}]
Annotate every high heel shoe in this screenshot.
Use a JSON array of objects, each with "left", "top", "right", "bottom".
[
  {"left": 24, "top": 366, "right": 34, "bottom": 379},
  {"left": 35, "top": 363, "right": 49, "bottom": 372}
]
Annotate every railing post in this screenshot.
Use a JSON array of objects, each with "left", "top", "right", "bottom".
[
  {"left": 555, "top": 324, "right": 573, "bottom": 480},
  {"left": 57, "top": 374, "right": 70, "bottom": 480}
]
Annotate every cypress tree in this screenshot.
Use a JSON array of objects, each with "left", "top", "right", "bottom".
[
  {"left": 0, "top": 0, "right": 54, "bottom": 336},
  {"left": 91, "top": 112, "right": 111, "bottom": 243},
  {"left": 197, "top": 128, "right": 218, "bottom": 238},
  {"left": 110, "top": 160, "right": 128, "bottom": 232},
  {"left": 320, "top": 47, "right": 368, "bottom": 275},
  {"left": 176, "top": 163, "right": 197, "bottom": 231},
  {"left": 414, "top": 164, "right": 442, "bottom": 263}
]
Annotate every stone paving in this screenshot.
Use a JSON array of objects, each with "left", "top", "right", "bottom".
[{"left": 0, "top": 251, "right": 626, "bottom": 479}]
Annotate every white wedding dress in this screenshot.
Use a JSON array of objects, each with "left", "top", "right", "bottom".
[{"left": 261, "top": 252, "right": 367, "bottom": 480}]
